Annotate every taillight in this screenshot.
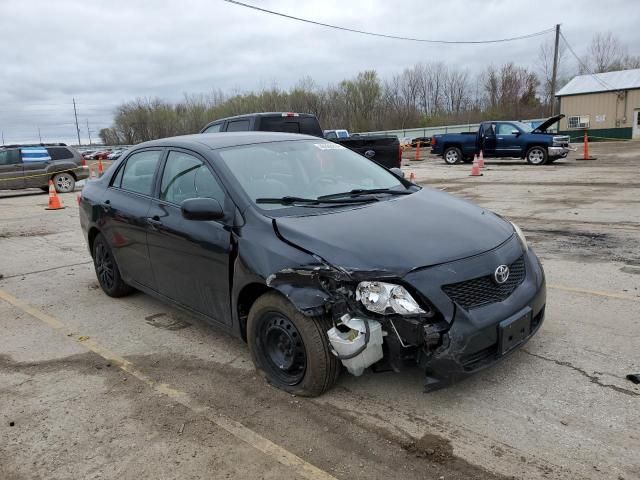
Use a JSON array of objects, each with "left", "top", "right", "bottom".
[
  {"left": 430, "top": 137, "right": 436, "bottom": 146},
  {"left": 398, "top": 144, "right": 402, "bottom": 167},
  {"left": 281, "top": 112, "right": 299, "bottom": 117}
]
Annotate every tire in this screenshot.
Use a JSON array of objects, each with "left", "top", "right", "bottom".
[
  {"left": 92, "top": 233, "right": 134, "bottom": 298},
  {"left": 247, "top": 292, "right": 341, "bottom": 397},
  {"left": 443, "top": 147, "right": 462, "bottom": 165},
  {"left": 525, "top": 146, "right": 548, "bottom": 165},
  {"left": 52, "top": 172, "right": 76, "bottom": 193}
]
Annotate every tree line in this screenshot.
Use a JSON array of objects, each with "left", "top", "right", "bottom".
[{"left": 99, "top": 31, "right": 640, "bottom": 145}]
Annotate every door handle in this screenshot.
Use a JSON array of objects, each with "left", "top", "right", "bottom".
[
  {"left": 146, "top": 216, "right": 163, "bottom": 228},
  {"left": 101, "top": 200, "right": 111, "bottom": 212},
  {"left": 497, "top": 137, "right": 504, "bottom": 140}
]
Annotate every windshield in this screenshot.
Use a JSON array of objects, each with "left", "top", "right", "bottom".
[
  {"left": 512, "top": 121, "right": 534, "bottom": 133},
  {"left": 218, "top": 140, "right": 406, "bottom": 210}
]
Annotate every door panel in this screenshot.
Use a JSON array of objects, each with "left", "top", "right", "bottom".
[
  {"left": 21, "top": 147, "right": 51, "bottom": 188},
  {"left": 495, "top": 123, "right": 522, "bottom": 156},
  {"left": 479, "top": 123, "right": 497, "bottom": 156},
  {"left": 101, "top": 149, "right": 163, "bottom": 289},
  {"left": 0, "top": 150, "right": 24, "bottom": 189},
  {"left": 146, "top": 150, "right": 231, "bottom": 324},
  {"left": 634, "top": 109, "right": 640, "bottom": 139}
]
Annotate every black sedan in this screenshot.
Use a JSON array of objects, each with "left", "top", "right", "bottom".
[{"left": 79, "top": 132, "right": 546, "bottom": 396}]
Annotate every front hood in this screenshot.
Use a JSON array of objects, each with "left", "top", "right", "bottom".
[
  {"left": 533, "top": 114, "right": 564, "bottom": 133},
  {"left": 274, "top": 188, "right": 514, "bottom": 277}
]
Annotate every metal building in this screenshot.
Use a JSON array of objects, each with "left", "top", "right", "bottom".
[{"left": 556, "top": 68, "right": 640, "bottom": 140}]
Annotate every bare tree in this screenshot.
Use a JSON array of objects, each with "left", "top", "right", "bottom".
[
  {"left": 580, "top": 32, "right": 639, "bottom": 73},
  {"left": 537, "top": 37, "right": 568, "bottom": 105}
]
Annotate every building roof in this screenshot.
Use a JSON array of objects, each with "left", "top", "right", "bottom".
[{"left": 556, "top": 68, "right": 640, "bottom": 96}]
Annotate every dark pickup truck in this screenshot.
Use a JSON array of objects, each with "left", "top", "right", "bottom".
[
  {"left": 200, "top": 112, "right": 402, "bottom": 169},
  {"left": 431, "top": 115, "right": 571, "bottom": 166}
]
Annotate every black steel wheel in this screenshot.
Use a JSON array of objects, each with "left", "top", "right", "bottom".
[
  {"left": 247, "top": 292, "right": 341, "bottom": 397},
  {"left": 92, "top": 233, "right": 134, "bottom": 297},
  {"left": 260, "top": 313, "right": 307, "bottom": 385}
]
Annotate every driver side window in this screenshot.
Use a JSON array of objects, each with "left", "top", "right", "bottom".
[
  {"left": 497, "top": 124, "right": 517, "bottom": 135},
  {"left": 160, "top": 151, "right": 226, "bottom": 206}
]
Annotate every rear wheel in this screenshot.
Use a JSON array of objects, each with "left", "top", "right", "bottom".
[
  {"left": 525, "top": 146, "right": 548, "bottom": 165},
  {"left": 247, "top": 292, "right": 340, "bottom": 397},
  {"left": 52, "top": 172, "right": 76, "bottom": 193},
  {"left": 92, "top": 234, "right": 134, "bottom": 297},
  {"left": 443, "top": 147, "right": 462, "bottom": 165}
]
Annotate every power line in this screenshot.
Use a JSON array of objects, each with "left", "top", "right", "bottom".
[
  {"left": 223, "top": 0, "right": 555, "bottom": 44},
  {"left": 559, "top": 32, "right": 616, "bottom": 90}
]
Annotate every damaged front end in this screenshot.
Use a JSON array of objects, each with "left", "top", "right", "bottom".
[
  {"left": 264, "top": 232, "right": 547, "bottom": 393},
  {"left": 266, "top": 265, "right": 453, "bottom": 385}
]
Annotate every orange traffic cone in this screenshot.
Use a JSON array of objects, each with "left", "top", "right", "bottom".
[
  {"left": 98, "top": 159, "right": 104, "bottom": 175},
  {"left": 578, "top": 132, "right": 597, "bottom": 160},
  {"left": 469, "top": 160, "right": 482, "bottom": 177},
  {"left": 409, "top": 171, "right": 416, "bottom": 183},
  {"left": 45, "top": 180, "right": 65, "bottom": 210},
  {"left": 478, "top": 150, "right": 485, "bottom": 168},
  {"left": 413, "top": 141, "right": 421, "bottom": 161}
]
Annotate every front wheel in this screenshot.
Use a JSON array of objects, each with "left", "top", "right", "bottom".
[
  {"left": 443, "top": 147, "right": 462, "bottom": 165},
  {"left": 526, "top": 146, "right": 548, "bottom": 165},
  {"left": 52, "top": 172, "right": 76, "bottom": 193},
  {"left": 247, "top": 292, "right": 340, "bottom": 397}
]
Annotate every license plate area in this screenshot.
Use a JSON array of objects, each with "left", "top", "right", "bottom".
[{"left": 499, "top": 308, "right": 532, "bottom": 355}]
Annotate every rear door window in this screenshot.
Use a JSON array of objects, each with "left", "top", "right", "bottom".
[
  {"left": 226, "top": 120, "right": 250, "bottom": 132},
  {"left": 114, "top": 150, "right": 163, "bottom": 196},
  {"left": 46, "top": 147, "right": 75, "bottom": 160}
]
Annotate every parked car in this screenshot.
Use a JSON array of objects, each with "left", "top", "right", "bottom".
[
  {"left": 81, "top": 150, "right": 96, "bottom": 159},
  {"left": 0, "top": 143, "right": 89, "bottom": 192},
  {"left": 430, "top": 114, "right": 571, "bottom": 165},
  {"left": 79, "top": 132, "right": 546, "bottom": 396},
  {"left": 200, "top": 112, "right": 402, "bottom": 170},
  {"left": 92, "top": 150, "right": 112, "bottom": 160},
  {"left": 107, "top": 149, "right": 125, "bottom": 160},
  {"left": 410, "top": 136, "right": 431, "bottom": 148}
]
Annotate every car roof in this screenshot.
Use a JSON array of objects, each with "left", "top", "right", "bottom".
[{"left": 135, "top": 132, "right": 319, "bottom": 151}]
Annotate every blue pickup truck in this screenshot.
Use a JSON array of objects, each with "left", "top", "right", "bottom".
[{"left": 431, "top": 115, "right": 571, "bottom": 166}]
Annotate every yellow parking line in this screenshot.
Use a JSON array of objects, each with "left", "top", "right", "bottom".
[
  {"left": 0, "top": 289, "right": 336, "bottom": 480},
  {"left": 548, "top": 284, "right": 640, "bottom": 302}
]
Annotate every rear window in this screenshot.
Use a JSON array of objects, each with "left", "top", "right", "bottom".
[
  {"left": 258, "top": 116, "right": 323, "bottom": 137},
  {"left": 46, "top": 147, "right": 75, "bottom": 161},
  {"left": 227, "top": 120, "right": 250, "bottom": 132}
]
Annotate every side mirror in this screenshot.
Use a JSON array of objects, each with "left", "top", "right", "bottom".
[
  {"left": 511, "top": 130, "right": 520, "bottom": 136},
  {"left": 181, "top": 198, "right": 224, "bottom": 221},
  {"left": 390, "top": 167, "right": 405, "bottom": 178}
]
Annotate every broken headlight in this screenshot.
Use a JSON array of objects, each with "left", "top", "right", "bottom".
[
  {"left": 511, "top": 222, "right": 528, "bottom": 251},
  {"left": 356, "top": 281, "right": 427, "bottom": 315}
]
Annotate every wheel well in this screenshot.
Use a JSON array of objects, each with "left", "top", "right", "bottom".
[
  {"left": 443, "top": 143, "right": 462, "bottom": 152},
  {"left": 236, "top": 283, "right": 273, "bottom": 342},
  {"left": 87, "top": 227, "right": 101, "bottom": 257}
]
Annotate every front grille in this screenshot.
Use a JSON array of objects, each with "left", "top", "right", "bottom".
[{"left": 442, "top": 256, "right": 526, "bottom": 310}]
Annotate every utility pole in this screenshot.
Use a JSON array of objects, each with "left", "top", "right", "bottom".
[
  {"left": 73, "top": 98, "right": 81, "bottom": 145},
  {"left": 86, "top": 119, "right": 92, "bottom": 145},
  {"left": 550, "top": 24, "right": 561, "bottom": 115},
  {"left": 38, "top": 127, "right": 42, "bottom": 143},
  {"left": 1, "top": 131, "right": 5, "bottom": 145}
]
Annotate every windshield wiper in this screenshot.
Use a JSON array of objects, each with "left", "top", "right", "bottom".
[
  {"left": 256, "top": 196, "right": 378, "bottom": 206},
  {"left": 318, "top": 188, "right": 413, "bottom": 200}
]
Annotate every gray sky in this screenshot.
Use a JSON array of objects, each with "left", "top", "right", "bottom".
[{"left": 1, "top": 0, "right": 638, "bottom": 145}]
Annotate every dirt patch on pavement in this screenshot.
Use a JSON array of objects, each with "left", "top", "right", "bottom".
[
  {"left": 0, "top": 228, "right": 55, "bottom": 239},
  {"left": 129, "top": 352, "right": 508, "bottom": 480},
  {"left": 525, "top": 227, "right": 640, "bottom": 265}
]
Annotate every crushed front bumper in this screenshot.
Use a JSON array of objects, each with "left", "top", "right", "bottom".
[{"left": 397, "top": 236, "right": 546, "bottom": 391}]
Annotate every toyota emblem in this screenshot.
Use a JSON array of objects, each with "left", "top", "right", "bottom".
[{"left": 494, "top": 265, "right": 510, "bottom": 284}]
